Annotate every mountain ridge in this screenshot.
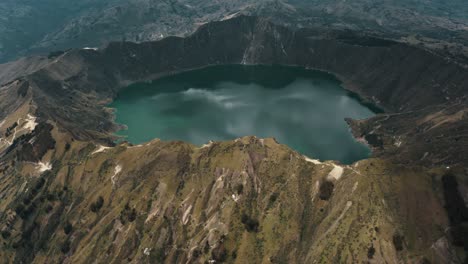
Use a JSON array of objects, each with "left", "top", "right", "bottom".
[
  {"left": 1, "top": 0, "right": 468, "bottom": 64},
  {"left": 0, "top": 16, "right": 467, "bottom": 263}
]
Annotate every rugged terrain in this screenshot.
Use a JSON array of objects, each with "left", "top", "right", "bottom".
[
  {"left": 0, "top": 16, "right": 467, "bottom": 263},
  {"left": 1, "top": 0, "right": 468, "bottom": 64}
]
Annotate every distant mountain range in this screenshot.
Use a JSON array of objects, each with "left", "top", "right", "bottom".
[{"left": 1, "top": 0, "right": 468, "bottom": 63}]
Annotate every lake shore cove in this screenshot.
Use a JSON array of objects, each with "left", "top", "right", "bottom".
[{"left": 0, "top": 16, "right": 467, "bottom": 263}]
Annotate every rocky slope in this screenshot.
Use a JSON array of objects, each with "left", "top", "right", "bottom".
[
  {"left": 1, "top": 0, "right": 468, "bottom": 64},
  {"left": 0, "top": 16, "right": 467, "bottom": 263},
  {"left": 0, "top": 134, "right": 458, "bottom": 263}
]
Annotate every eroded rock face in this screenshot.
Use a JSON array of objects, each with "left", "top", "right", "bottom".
[
  {"left": 0, "top": 135, "right": 455, "bottom": 263},
  {"left": 4, "top": 123, "right": 55, "bottom": 162},
  {"left": 0, "top": 16, "right": 467, "bottom": 263}
]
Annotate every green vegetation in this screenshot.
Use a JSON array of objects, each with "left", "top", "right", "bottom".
[
  {"left": 61, "top": 240, "right": 71, "bottom": 254},
  {"left": 392, "top": 233, "right": 405, "bottom": 251},
  {"left": 90, "top": 196, "right": 104, "bottom": 213},
  {"left": 319, "top": 181, "right": 334, "bottom": 200},
  {"left": 241, "top": 213, "right": 260, "bottom": 233},
  {"left": 211, "top": 242, "right": 227, "bottom": 262},
  {"left": 367, "top": 245, "right": 375, "bottom": 258},
  {"left": 119, "top": 203, "right": 137, "bottom": 224},
  {"left": 64, "top": 222, "right": 73, "bottom": 235},
  {"left": 1, "top": 230, "right": 11, "bottom": 239},
  {"left": 235, "top": 184, "right": 244, "bottom": 195}
]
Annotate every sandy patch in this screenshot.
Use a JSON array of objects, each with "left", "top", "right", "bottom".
[
  {"left": 303, "top": 155, "right": 322, "bottom": 164},
  {"left": 111, "top": 165, "right": 122, "bottom": 186},
  {"left": 327, "top": 165, "right": 344, "bottom": 181},
  {"left": 259, "top": 138, "right": 265, "bottom": 147},
  {"left": 36, "top": 162, "right": 52, "bottom": 173},
  {"left": 0, "top": 114, "right": 37, "bottom": 148},
  {"left": 199, "top": 140, "right": 214, "bottom": 149},
  {"left": 222, "top": 12, "right": 240, "bottom": 21},
  {"left": 421, "top": 109, "right": 467, "bottom": 131},
  {"left": 231, "top": 194, "right": 240, "bottom": 202},
  {"left": 23, "top": 114, "right": 37, "bottom": 131},
  {"left": 311, "top": 181, "right": 320, "bottom": 202},
  {"left": 394, "top": 136, "right": 403, "bottom": 147},
  {"left": 92, "top": 145, "right": 111, "bottom": 155},
  {"left": 182, "top": 205, "right": 193, "bottom": 225},
  {"left": 351, "top": 181, "right": 359, "bottom": 194}
]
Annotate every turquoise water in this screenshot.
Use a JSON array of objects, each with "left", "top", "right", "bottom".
[{"left": 110, "top": 65, "right": 376, "bottom": 164}]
